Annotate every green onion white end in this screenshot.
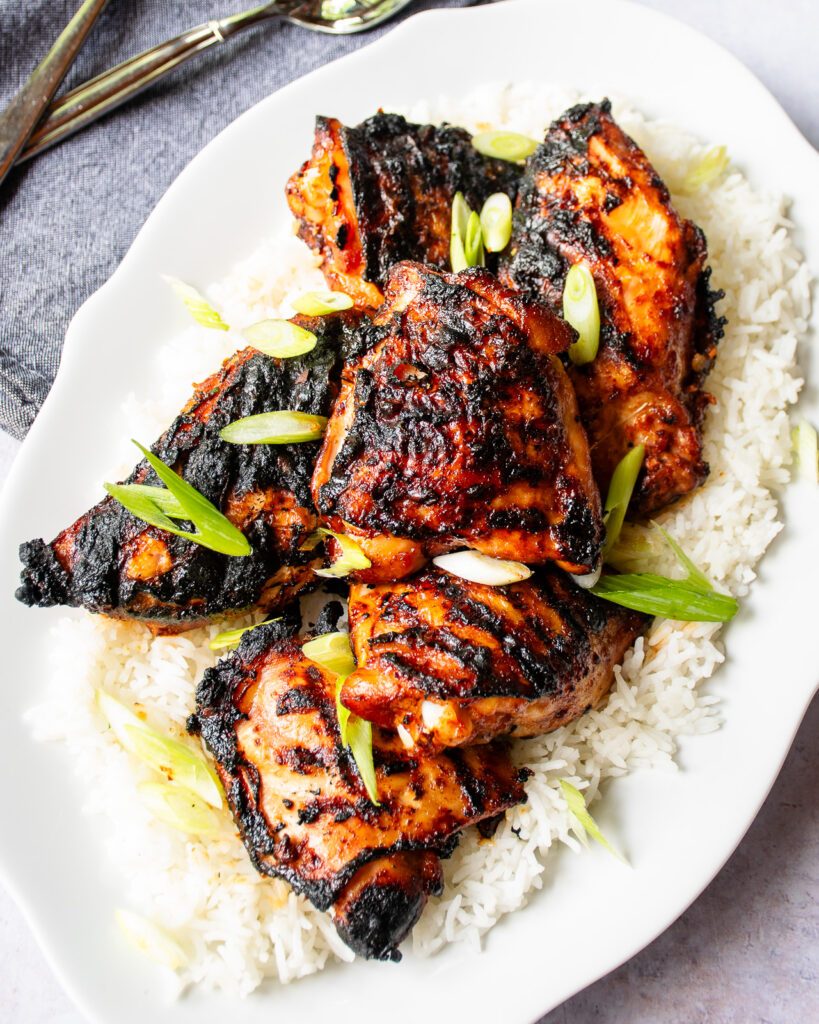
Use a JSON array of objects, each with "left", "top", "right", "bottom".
[
  {"left": 472, "top": 130, "right": 539, "bottom": 163},
  {"left": 480, "top": 192, "right": 513, "bottom": 253},
  {"left": 432, "top": 550, "right": 532, "bottom": 587},
  {"left": 563, "top": 263, "right": 601, "bottom": 365},
  {"left": 291, "top": 290, "right": 354, "bottom": 316},
  {"left": 164, "top": 276, "right": 229, "bottom": 332},
  {"left": 791, "top": 419, "right": 818, "bottom": 483},
  {"left": 220, "top": 411, "right": 327, "bottom": 445},
  {"left": 242, "top": 319, "right": 317, "bottom": 358}
]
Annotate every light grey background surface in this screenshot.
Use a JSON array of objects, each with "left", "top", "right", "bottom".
[{"left": 1, "top": 0, "right": 817, "bottom": 1021}]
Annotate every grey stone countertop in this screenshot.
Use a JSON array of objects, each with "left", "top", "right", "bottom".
[{"left": 1, "top": 0, "right": 817, "bottom": 1020}]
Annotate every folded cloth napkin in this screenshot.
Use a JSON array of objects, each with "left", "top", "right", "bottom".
[{"left": 0, "top": 0, "right": 497, "bottom": 440}]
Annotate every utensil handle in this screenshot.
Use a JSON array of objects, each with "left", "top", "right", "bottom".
[
  {"left": 0, "top": 0, "right": 110, "bottom": 183},
  {"left": 19, "top": 5, "right": 280, "bottom": 163}
]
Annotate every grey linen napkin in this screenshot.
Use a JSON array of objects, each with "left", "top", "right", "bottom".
[{"left": 0, "top": 0, "right": 496, "bottom": 440}]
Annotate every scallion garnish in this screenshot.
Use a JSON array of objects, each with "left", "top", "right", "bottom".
[
  {"left": 479, "top": 192, "right": 513, "bottom": 253},
  {"left": 472, "top": 130, "right": 538, "bottom": 163},
  {"left": 291, "top": 290, "right": 354, "bottom": 316},
  {"left": 138, "top": 781, "right": 222, "bottom": 837},
  {"left": 115, "top": 909, "right": 188, "bottom": 969},
  {"left": 105, "top": 441, "right": 251, "bottom": 557},
  {"left": 450, "top": 191, "right": 471, "bottom": 273},
  {"left": 313, "top": 528, "right": 372, "bottom": 578},
  {"left": 219, "top": 411, "right": 328, "bottom": 445},
  {"left": 563, "top": 263, "right": 600, "bottom": 365},
  {"left": 791, "top": 419, "right": 818, "bottom": 483},
  {"left": 302, "top": 632, "right": 378, "bottom": 802},
  {"left": 164, "top": 276, "right": 229, "bottom": 331},
  {"left": 432, "top": 550, "right": 532, "bottom": 587},
  {"left": 682, "top": 145, "right": 729, "bottom": 192},
  {"left": 464, "top": 210, "right": 486, "bottom": 268},
  {"left": 602, "top": 444, "right": 645, "bottom": 558},
  {"left": 559, "top": 780, "right": 626, "bottom": 863},
  {"left": 209, "top": 617, "right": 281, "bottom": 652},
  {"left": 242, "top": 319, "right": 317, "bottom": 358}
]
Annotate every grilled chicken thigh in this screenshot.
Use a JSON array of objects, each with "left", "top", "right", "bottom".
[
  {"left": 312, "top": 262, "right": 604, "bottom": 581},
  {"left": 190, "top": 617, "right": 527, "bottom": 960},
  {"left": 341, "top": 566, "right": 646, "bottom": 750},
  {"left": 501, "top": 99, "right": 724, "bottom": 514},
  {"left": 16, "top": 316, "right": 359, "bottom": 632},
  {"left": 286, "top": 112, "right": 519, "bottom": 309}
]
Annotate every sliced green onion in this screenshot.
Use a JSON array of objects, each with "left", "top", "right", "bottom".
[
  {"left": 791, "top": 419, "right": 818, "bottom": 483},
  {"left": 591, "top": 573, "right": 737, "bottom": 621},
  {"left": 464, "top": 210, "right": 485, "bottom": 268},
  {"left": 480, "top": 192, "right": 513, "bottom": 253},
  {"left": 242, "top": 319, "right": 317, "bottom": 358},
  {"left": 346, "top": 715, "right": 379, "bottom": 805},
  {"left": 302, "top": 631, "right": 356, "bottom": 677},
  {"left": 563, "top": 263, "right": 600, "bottom": 365},
  {"left": 115, "top": 908, "right": 188, "bottom": 969},
  {"left": 335, "top": 677, "right": 351, "bottom": 747},
  {"left": 450, "top": 191, "right": 471, "bottom": 273},
  {"left": 432, "top": 550, "right": 532, "bottom": 587},
  {"left": 472, "top": 130, "right": 538, "bottom": 163},
  {"left": 602, "top": 444, "right": 645, "bottom": 558},
  {"left": 314, "top": 528, "right": 372, "bottom": 578},
  {"left": 209, "top": 617, "right": 281, "bottom": 651},
  {"left": 651, "top": 523, "right": 712, "bottom": 592},
  {"left": 219, "top": 411, "right": 327, "bottom": 445},
  {"left": 291, "top": 290, "right": 354, "bottom": 316},
  {"left": 321, "top": 0, "right": 357, "bottom": 19},
  {"left": 605, "top": 523, "right": 662, "bottom": 574},
  {"left": 164, "top": 276, "right": 228, "bottom": 331},
  {"left": 683, "top": 145, "right": 729, "bottom": 192},
  {"left": 559, "top": 780, "right": 626, "bottom": 863},
  {"left": 97, "top": 690, "right": 224, "bottom": 808},
  {"left": 106, "top": 441, "right": 251, "bottom": 557},
  {"left": 138, "top": 781, "right": 222, "bottom": 836},
  {"left": 299, "top": 530, "right": 324, "bottom": 552}
]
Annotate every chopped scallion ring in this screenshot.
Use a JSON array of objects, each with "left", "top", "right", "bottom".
[
  {"left": 563, "top": 263, "right": 600, "bottom": 365},
  {"left": 220, "top": 411, "right": 327, "bottom": 445},
  {"left": 164, "top": 276, "right": 228, "bottom": 331},
  {"left": 791, "top": 419, "right": 818, "bottom": 483},
  {"left": 602, "top": 444, "right": 645, "bottom": 558},
  {"left": 450, "top": 191, "right": 471, "bottom": 273},
  {"left": 559, "top": 780, "right": 626, "bottom": 863},
  {"left": 480, "top": 193, "right": 513, "bottom": 253},
  {"left": 682, "top": 145, "right": 729, "bottom": 192},
  {"left": 346, "top": 715, "right": 379, "bottom": 805},
  {"left": 242, "top": 319, "right": 317, "bottom": 358},
  {"left": 313, "top": 528, "right": 372, "bottom": 578},
  {"left": 106, "top": 441, "right": 251, "bottom": 557},
  {"left": 302, "top": 631, "right": 356, "bottom": 678},
  {"left": 115, "top": 909, "right": 188, "bottom": 969},
  {"left": 290, "top": 290, "right": 354, "bottom": 316},
  {"left": 464, "top": 210, "right": 485, "bottom": 268},
  {"left": 209, "top": 617, "right": 281, "bottom": 651},
  {"left": 432, "top": 550, "right": 532, "bottom": 587},
  {"left": 472, "top": 130, "right": 538, "bottom": 163}
]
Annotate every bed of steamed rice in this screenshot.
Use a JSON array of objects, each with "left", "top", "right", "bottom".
[{"left": 26, "top": 83, "right": 811, "bottom": 997}]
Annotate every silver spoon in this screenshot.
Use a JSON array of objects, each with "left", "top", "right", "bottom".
[
  {"left": 17, "top": 0, "right": 413, "bottom": 165},
  {"left": 0, "top": 0, "right": 110, "bottom": 186}
]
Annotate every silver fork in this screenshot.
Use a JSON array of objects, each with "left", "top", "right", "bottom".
[{"left": 17, "top": 0, "right": 413, "bottom": 164}]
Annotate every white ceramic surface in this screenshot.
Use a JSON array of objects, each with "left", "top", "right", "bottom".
[{"left": 0, "top": 1, "right": 817, "bottom": 1022}]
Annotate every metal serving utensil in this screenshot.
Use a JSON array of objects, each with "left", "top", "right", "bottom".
[
  {"left": 16, "top": 0, "right": 413, "bottom": 165},
  {"left": 0, "top": 0, "right": 110, "bottom": 187}
]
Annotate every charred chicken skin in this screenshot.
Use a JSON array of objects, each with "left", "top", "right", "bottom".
[
  {"left": 312, "top": 262, "right": 604, "bottom": 581},
  {"left": 341, "top": 567, "right": 646, "bottom": 750},
  {"left": 286, "top": 112, "right": 520, "bottom": 309},
  {"left": 16, "top": 315, "right": 360, "bottom": 632},
  {"left": 190, "top": 616, "right": 528, "bottom": 960},
  {"left": 500, "top": 99, "right": 724, "bottom": 514}
]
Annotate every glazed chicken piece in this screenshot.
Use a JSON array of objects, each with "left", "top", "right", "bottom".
[
  {"left": 286, "top": 112, "right": 520, "bottom": 309},
  {"left": 341, "top": 566, "right": 647, "bottom": 751},
  {"left": 190, "top": 616, "right": 527, "bottom": 961},
  {"left": 500, "top": 99, "right": 724, "bottom": 514},
  {"left": 16, "top": 315, "right": 359, "bottom": 632},
  {"left": 311, "top": 262, "right": 604, "bottom": 581}
]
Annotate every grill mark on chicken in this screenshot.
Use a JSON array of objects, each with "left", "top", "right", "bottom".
[
  {"left": 189, "top": 618, "right": 527, "bottom": 959},
  {"left": 312, "top": 262, "right": 604, "bottom": 580},
  {"left": 341, "top": 566, "right": 647, "bottom": 749},
  {"left": 286, "top": 112, "right": 520, "bottom": 309},
  {"left": 500, "top": 99, "right": 725, "bottom": 514},
  {"left": 16, "top": 315, "right": 361, "bottom": 632}
]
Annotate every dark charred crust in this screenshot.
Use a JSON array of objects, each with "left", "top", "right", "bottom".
[
  {"left": 333, "top": 878, "right": 422, "bottom": 961},
  {"left": 16, "top": 316, "right": 360, "bottom": 629}
]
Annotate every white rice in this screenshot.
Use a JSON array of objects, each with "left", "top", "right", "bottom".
[{"left": 26, "top": 83, "right": 810, "bottom": 996}]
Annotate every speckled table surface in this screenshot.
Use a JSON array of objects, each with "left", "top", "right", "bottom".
[{"left": 1, "top": 1, "right": 817, "bottom": 1021}]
